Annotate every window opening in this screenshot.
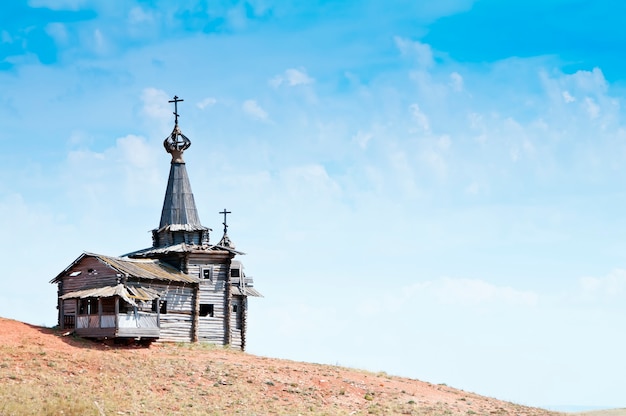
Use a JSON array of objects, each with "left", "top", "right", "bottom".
[
  {"left": 101, "top": 298, "right": 115, "bottom": 314},
  {"left": 152, "top": 299, "right": 167, "bottom": 314},
  {"left": 202, "top": 267, "right": 213, "bottom": 280},
  {"left": 79, "top": 298, "right": 98, "bottom": 315},
  {"left": 199, "top": 304, "right": 214, "bottom": 317}
]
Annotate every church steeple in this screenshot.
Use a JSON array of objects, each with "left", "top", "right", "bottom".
[{"left": 152, "top": 95, "right": 209, "bottom": 248}]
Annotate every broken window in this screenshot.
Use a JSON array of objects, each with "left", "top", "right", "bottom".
[
  {"left": 202, "top": 267, "right": 213, "bottom": 280},
  {"left": 199, "top": 304, "right": 214, "bottom": 317},
  {"left": 152, "top": 299, "right": 167, "bottom": 314}
]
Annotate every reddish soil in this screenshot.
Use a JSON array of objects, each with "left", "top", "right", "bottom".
[{"left": 0, "top": 317, "right": 560, "bottom": 415}]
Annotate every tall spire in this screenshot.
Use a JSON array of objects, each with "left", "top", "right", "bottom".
[{"left": 153, "top": 95, "right": 208, "bottom": 248}]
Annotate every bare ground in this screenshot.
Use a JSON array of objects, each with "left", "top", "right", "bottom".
[{"left": 0, "top": 317, "right": 565, "bottom": 415}]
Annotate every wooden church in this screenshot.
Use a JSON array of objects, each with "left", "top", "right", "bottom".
[{"left": 50, "top": 96, "right": 261, "bottom": 349}]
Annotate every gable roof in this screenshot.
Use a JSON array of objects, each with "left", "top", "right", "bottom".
[{"left": 50, "top": 252, "right": 200, "bottom": 284}]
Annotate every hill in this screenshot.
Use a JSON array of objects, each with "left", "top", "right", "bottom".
[{"left": 0, "top": 317, "right": 559, "bottom": 415}]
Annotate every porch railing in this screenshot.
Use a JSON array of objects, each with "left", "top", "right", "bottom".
[{"left": 76, "top": 313, "right": 158, "bottom": 329}]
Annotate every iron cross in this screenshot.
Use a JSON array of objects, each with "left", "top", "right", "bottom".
[
  {"left": 168, "top": 95, "right": 184, "bottom": 125},
  {"left": 219, "top": 209, "right": 231, "bottom": 234}
]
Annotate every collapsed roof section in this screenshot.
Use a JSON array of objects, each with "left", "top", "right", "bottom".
[{"left": 50, "top": 253, "right": 200, "bottom": 285}]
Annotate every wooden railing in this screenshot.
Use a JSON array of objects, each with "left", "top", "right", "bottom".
[
  {"left": 76, "top": 313, "right": 158, "bottom": 329},
  {"left": 63, "top": 315, "right": 75, "bottom": 329},
  {"left": 118, "top": 313, "right": 158, "bottom": 328}
]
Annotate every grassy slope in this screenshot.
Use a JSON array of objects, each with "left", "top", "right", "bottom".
[{"left": 0, "top": 318, "right": 561, "bottom": 416}]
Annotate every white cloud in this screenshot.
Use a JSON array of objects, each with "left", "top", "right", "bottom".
[
  {"left": 578, "top": 269, "right": 626, "bottom": 300},
  {"left": 352, "top": 130, "right": 373, "bottom": 149},
  {"left": 64, "top": 133, "right": 161, "bottom": 209},
  {"left": 270, "top": 68, "right": 315, "bottom": 87},
  {"left": 464, "top": 181, "right": 484, "bottom": 195},
  {"left": 571, "top": 67, "right": 608, "bottom": 94},
  {"left": 390, "top": 150, "right": 419, "bottom": 195},
  {"left": 28, "top": 0, "right": 88, "bottom": 10},
  {"left": 141, "top": 88, "right": 171, "bottom": 121},
  {"left": 449, "top": 71, "right": 463, "bottom": 92},
  {"left": 437, "top": 135, "right": 451, "bottom": 151},
  {"left": 562, "top": 90, "right": 575, "bottom": 103},
  {"left": 226, "top": 5, "right": 249, "bottom": 30},
  {"left": 0, "top": 193, "right": 74, "bottom": 325},
  {"left": 197, "top": 97, "right": 217, "bottom": 110},
  {"left": 45, "top": 23, "right": 68, "bottom": 45},
  {"left": 128, "top": 6, "right": 154, "bottom": 24},
  {"left": 358, "top": 277, "right": 539, "bottom": 317},
  {"left": 242, "top": 99, "right": 269, "bottom": 121},
  {"left": 585, "top": 97, "right": 600, "bottom": 119},
  {"left": 93, "top": 28, "right": 106, "bottom": 53},
  {"left": 394, "top": 36, "right": 434, "bottom": 68},
  {"left": 116, "top": 134, "right": 158, "bottom": 169},
  {"left": 435, "top": 278, "right": 539, "bottom": 307},
  {"left": 279, "top": 164, "right": 341, "bottom": 199},
  {"left": 409, "top": 103, "right": 430, "bottom": 132},
  {"left": 421, "top": 148, "right": 447, "bottom": 178}
]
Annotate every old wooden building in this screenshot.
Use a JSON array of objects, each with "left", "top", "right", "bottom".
[{"left": 51, "top": 96, "right": 261, "bottom": 349}]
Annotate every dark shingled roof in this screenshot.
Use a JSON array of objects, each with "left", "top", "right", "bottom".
[{"left": 158, "top": 161, "right": 207, "bottom": 231}]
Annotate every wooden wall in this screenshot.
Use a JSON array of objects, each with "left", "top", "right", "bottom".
[
  {"left": 187, "top": 254, "right": 230, "bottom": 345},
  {"left": 60, "top": 257, "right": 120, "bottom": 295},
  {"left": 136, "top": 281, "right": 195, "bottom": 342},
  {"left": 55, "top": 252, "right": 250, "bottom": 349},
  {"left": 230, "top": 296, "right": 243, "bottom": 349}
]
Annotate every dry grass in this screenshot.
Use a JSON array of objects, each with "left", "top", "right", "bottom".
[{"left": 0, "top": 318, "right": 561, "bottom": 415}]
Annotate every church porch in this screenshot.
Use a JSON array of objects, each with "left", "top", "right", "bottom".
[{"left": 60, "top": 285, "right": 161, "bottom": 340}]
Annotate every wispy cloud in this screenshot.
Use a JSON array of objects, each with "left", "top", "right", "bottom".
[
  {"left": 197, "top": 97, "right": 217, "bottom": 110},
  {"left": 128, "top": 6, "right": 153, "bottom": 24},
  {"left": 270, "top": 68, "right": 315, "bottom": 87},
  {"left": 141, "top": 88, "right": 170, "bottom": 121},
  {"left": 394, "top": 36, "right": 434, "bottom": 68},
  {"left": 242, "top": 99, "right": 269, "bottom": 121}
]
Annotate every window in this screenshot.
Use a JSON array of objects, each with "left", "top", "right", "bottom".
[
  {"left": 230, "top": 268, "right": 240, "bottom": 278},
  {"left": 79, "top": 298, "right": 98, "bottom": 315},
  {"left": 233, "top": 302, "right": 242, "bottom": 329},
  {"left": 152, "top": 299, "right": 167, "bottom": 314},
  {"left": 202, "top": 267, "right": 213, "bottom": 280},
  {"left": 199, "top": 304, "right": 214, "bottom": 317},
  {"left": 101, "top": 298, "right": 115, "bottom": 314}
]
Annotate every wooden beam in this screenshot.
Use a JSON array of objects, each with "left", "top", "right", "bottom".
[
  {"left": 98, "top": 298, "right": 103, "bottom": 328},
  {"left": 224, "top": 258, "right": 233, "bottom": 347},
  {"left": 192, "top": 285, "right": 199, "bottom": 342}
]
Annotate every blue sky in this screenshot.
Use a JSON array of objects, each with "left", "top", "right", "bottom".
[{"left": 2, "top": 0, "right": 626, "bottom": 410}]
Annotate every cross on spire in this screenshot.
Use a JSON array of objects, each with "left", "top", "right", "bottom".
[
  {"left": 168, "top": 95, "right": 184, "bottom": 125},
  {"left": 219, "top": 208, "right": 231, "bottom": 235}
]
